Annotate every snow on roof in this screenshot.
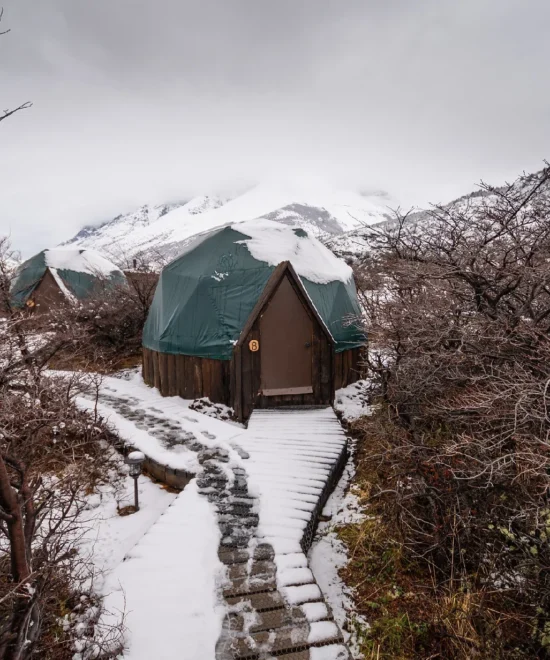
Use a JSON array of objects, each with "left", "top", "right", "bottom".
[
  {"left": 48, "top": 268, "right": 77, "bottom": 304},
  {"left": 233, "top": 218, "right": 353, "bottom": 285},
  {"left": 44, "top": 248, "right": 122, "bottom": 277}
]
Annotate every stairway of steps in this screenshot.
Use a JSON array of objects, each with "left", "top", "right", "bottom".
[
  {"left": 215, "top": 542, "right": 348, "bottom": 659},
  {"left": 211, "top": 408, "right": 350, "bottom": 660}
]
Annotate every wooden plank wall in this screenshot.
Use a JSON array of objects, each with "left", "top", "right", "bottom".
[
  {"left": 142, "top": 347, "right": 231, "bottom": 404},
  {"left": 142, "top": 344, "right": 365, "bottom": 418},
  {"left": 334, "top": 347, "right": 364, "bottom": 391},
  {"left": 238, "top": 323, "right": 261, "bottom": 421}
]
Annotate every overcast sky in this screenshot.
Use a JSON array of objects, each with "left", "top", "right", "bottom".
[{"left": 1, "top": 0, "right": 549, "bottom": 256}]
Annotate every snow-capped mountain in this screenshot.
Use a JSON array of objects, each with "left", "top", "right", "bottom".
[
  {"left": 62, "top": 197, "right": 225, "bottom": 253},
  {"left": 62, "top": 182, "right": 396, "bottom": 267}
]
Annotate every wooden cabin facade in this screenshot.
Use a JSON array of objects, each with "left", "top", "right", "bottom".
[{"left": 142, "top": 262, "right": 363, "bottom": 422}]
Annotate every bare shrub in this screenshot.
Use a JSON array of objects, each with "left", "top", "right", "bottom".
[
  {"left": 353, "top": 166, "right": 550, "bottom": 656},
  {"left": 0, "top": 375, "right": 126, "bottom": 659},
  {"left": 0, "top": 240, "right": 124, "bottom": 659},
  {"left": 64, "top": 276, "right": 155, "bottom": 368}
]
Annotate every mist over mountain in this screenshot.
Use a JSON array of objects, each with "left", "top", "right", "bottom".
[{"left": 62, "top": 181, "right": 397, "bottom": 266}]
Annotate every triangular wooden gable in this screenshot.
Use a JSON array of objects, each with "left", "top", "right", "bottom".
[{"left": 236, "top": 261, "right": 334, "bottom": 348}]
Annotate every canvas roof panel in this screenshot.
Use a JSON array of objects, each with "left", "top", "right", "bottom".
[{"left": 143, "top": 222, "right": 365, "bottom": 360}]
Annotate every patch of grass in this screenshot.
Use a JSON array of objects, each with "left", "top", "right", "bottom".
[
  {"left": 337, "top": 516, "right": 402, "bottom": 585},
  {"left": 363, "top": 614, "right": 429, "bottom": 659},
  {"left": 336, "top": 511, "right": 431, "bottom": 659},
  {"left": 334, "top": 444, "right": 430, "bottom": 658}
]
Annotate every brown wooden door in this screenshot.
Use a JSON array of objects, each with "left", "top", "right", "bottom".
[{"left": 259, "top": 276, "right": 313, "bottom": 395}]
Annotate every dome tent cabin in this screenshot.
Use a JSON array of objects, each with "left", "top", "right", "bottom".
[
  {"left": 11, "top": 248, "right": 126, "bottom": 312},
  {"left": 142, "top": 219, "right": 365, "bottom": 421}
]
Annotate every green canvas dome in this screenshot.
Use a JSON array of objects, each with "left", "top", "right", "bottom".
[
  {"left": 11, "top": 248, "right": 126, "bottom": 307},
  {"left": 143, "top": 220, "right": 365, "bottom": 360}
]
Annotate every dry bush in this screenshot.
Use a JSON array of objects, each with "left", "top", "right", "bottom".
[
  {"left": 0, "top": 240, "right": 124, "bottom": 659},
  {"left": 0, "top": 375, "right": 125, "bottom": 659},
  {"left": 0, "top": 372, "right": 127, "bottom": 658},
  {"left": 57, "top": 272, "right": 157, "bottom": 370},
  {"left": 351, "top": 166, "right": 550, "bottom": 657}
]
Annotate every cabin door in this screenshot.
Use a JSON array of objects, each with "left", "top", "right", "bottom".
[{"left": 259, "top": 276, "right": 313, "bottom": 396}]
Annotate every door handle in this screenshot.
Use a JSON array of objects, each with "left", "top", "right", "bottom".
[{"left": 305, "top": 342, "right": 311, "bottom": 348}]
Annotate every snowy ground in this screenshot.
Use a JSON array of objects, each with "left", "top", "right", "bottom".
[
  {"left": 98, "top": 480, "right": 225, "bottom": 660},
  {"left": 79, "top": 459, "right": 177, "bottom": 584},
  {"left": 70, "top": 371, "right": 363, "bottom": 658},
  {"left": 333, "top": 380, "right": 370, "bottom": 422},
  {"left": 70, "top": 372, "right": 242, "bottom": 659},
  {"left": 76, "top": 370, "right": 243, "bottom": 473},
  {"left": 308, "top": 457, "right": 368, "bottom": 659},
  {"left": 74, "top": 463, "right": 225, "bottom": 660}
]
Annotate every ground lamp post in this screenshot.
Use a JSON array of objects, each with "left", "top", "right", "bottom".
[{"left": 125, "top": 451, "right": 145, "bottom": 511}]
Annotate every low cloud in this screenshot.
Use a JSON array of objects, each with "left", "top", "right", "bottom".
[{"left": 1, "top": 0, "right": 548, "bottom": 255}]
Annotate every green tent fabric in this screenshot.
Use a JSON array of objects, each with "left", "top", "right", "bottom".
[
  {"left": 143, "top": 221, "right": 365, "bottom": 360},
  {"left": 11, "top": 248, "right": 126, "bottom": 307}
]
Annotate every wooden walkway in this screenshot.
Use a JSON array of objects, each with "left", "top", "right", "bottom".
[
  {"left": 215, "top": 408, "right": 350, "bottom": 660},
  {"left": 86, "top": 380, "right": 351, "bottom": 659}
]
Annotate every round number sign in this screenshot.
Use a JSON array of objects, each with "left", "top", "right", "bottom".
[{"left": 249, "top": 339, "right": 259, "bottom": 352}]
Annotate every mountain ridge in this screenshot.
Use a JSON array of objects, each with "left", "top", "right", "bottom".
[{"left": 61, "top": 182, "right": 397, "bottom": 267}]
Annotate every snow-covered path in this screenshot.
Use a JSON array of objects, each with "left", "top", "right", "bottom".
[
  {"left": 100, "top": 481, "right": 225, "bottom": 660},
  {"left": 78, "top": 375, "right": 350, "bottom": 659},
  {"left": 240, "top": 408, "right": 348, "bottom": 555},
  {"left": 216, "top": 409, "right": 349, "bottom": 659}
]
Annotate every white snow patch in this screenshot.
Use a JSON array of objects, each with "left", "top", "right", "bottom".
[
  {"left": 44, "top": 247, "right": 122, "bottom": 277},
  {"left": 282, "top": 583, "right": 322, "bottom": 604},
  {"left": 334, "top": 380, "right": 371, "bottom": 423},
  {"left": 76, "top": 396, "right": 201, "bottom": 473},
  {"left": 234, "top": 219, "right": 353, "bottom": 284},
  {"left": 309, "top": 451, "right": 369, "bottom": 658},
  {"left": 48, "top": 268, "right": 78, "bottom": 303},
  {"left": 301, "top": 601, "right": 329, "bottom": 622},
  {"left": 73, "top": 371, "right": 244, "bottom": 472},
  {"left": 310, "top": 644, "right": 350, "bottom": 660},
  {"left": 308, "top": 620, "right": 340, "bottom": 643},
  {"left": 274, "top": 553, "right": 308, "bottom": 571},
  {"left": 78, "top": 458, "right": 177, "bottom": 585},
  {"left": 98, "top": 480, "right": 225, "bottom": 660},
  {"left": 277, "top": 567, "right": 314, "bottom": 587}
]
